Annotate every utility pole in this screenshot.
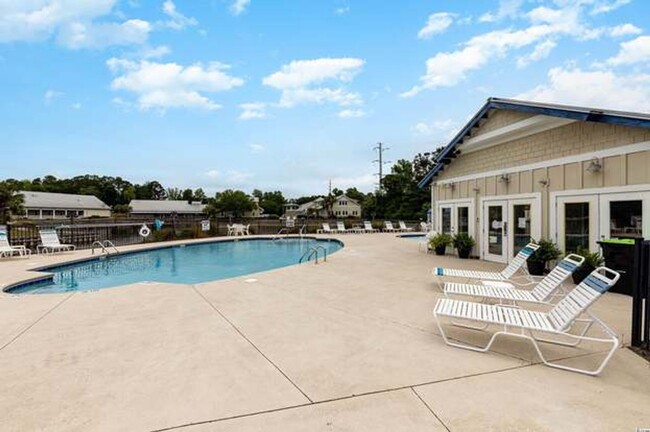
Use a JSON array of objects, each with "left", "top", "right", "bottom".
[{"left": 373, "top": 142, "right": 391, "bottom": 191}]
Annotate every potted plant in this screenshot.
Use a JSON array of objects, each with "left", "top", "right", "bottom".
[
  {"left": 572, "top": 246, "right": 604, "bottom": 284},
  {"left": 429, "top": 233, "right": 452, "bottom": 256},
  {"left": 527, "top": 239, "right": 562, "bottom": 275},
  {"left": 453, "top": 233, "right": 476, "bottom": 259}
]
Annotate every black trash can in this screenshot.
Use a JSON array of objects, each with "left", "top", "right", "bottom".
[{"left": 598, "top": 238, "right": 638, "bottom": 296}]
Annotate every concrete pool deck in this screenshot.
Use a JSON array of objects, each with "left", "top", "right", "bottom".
[{"left": 0, "top": 234, "right": 648, "bottom": 431}]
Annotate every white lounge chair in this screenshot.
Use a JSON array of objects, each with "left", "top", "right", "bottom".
[
  {"left": 37, "top": 229, "right": 75, "bottom": 254},
  {"left": 383, "top": 221, "right": 398, "bottom": 232},
  {"left": 0, "top": 230, "right": 31, "bottom": 258},
  {"left": 432, "top": 242, "right": 540, "bottom": 287},
  {"left": 399, "top": 221, "right": 414, "bottom": 232},
  {"left": 337, "top": 221, "right": 358, "bottom": 234},
  {"left": 317, "top": 223, "right": 336, "bottom": 234},
  {"left": 443, "top": 254, "right": 585, "bottom": 305},
  {"left": 363, "top": 221, "right": 378, "bottom": 233},
  {"left": 434, "top": 267, "right": 621, "bottom": 376}
]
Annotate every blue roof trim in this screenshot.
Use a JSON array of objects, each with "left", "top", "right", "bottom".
[{"left": 418, "top": 98, "right": 650, "bottom": 188}]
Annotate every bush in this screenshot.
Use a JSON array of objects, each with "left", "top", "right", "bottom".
[
  {"left": 429, "top": 233, "right": 452, "bottom": 249},
  {"left": 529, "top": 239, "right": 562, "bottom": 263},
  {"left": 452, "top": 233, "right": 475, "bottom": 259}
]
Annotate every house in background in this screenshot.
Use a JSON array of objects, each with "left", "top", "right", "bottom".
[
  {"left": 283, "top": 194, "right": 362, "bottom": 218},
  {"left": 20, "top": 191, "right": 111, "bottom": 219},
  {"left": 419, "top": 97, "right": 650, "bottom": 263},
  {"left": 129, "top": 200, "right": 206, "bottom": 220}
]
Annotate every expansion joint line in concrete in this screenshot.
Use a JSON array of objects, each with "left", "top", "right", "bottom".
[
  {"left": 149, "top": 363, "right": 533, "bottom": 432},
  {"left": 190, "top": 285, "right": 313, "bottom": 404},
  {"left": 410, "top": 387, "right": 452, "bottom": 432},
  {"left": 0, "top": 292, "right": 75, "bottom": 353}
]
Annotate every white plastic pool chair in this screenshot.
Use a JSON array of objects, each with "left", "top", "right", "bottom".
[
  {"left": 317, "top": 223, "right": 336, "bottom": 234},
  {"left": 383, "top": 221, "right": 398, "bottom": 232},
  {"left": 444, "top": 253, "right": 585, "bottom": 305},
  {"left": 363, "top": 221, "right": 378, "bottom": 233},
  {"left": 37, "top": 229, "right": 76, "bottom": 254},
  {"left": 399, "top": 221, "right": 414, "bottom": 232},
  {"left": 419, "top": 231, "right": 437, "bottom": 253},
  {"left": 432, "top": 242, "right": 539, "bottom": 288},
  {"left": 434, "top": 267, "right": 621, "bottom": 376},
  {"left": 337, "top": 221, "right": 357, "bottom": 234},
  {"left": 0, "top": 230, "right": 31, "bottom": 258}
]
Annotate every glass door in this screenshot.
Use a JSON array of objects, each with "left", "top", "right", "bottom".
[
  {"left": 599, "top": 192, "right": 650, "bottom": 241},
  {"left": 556, "top": 195, "right": 598, "bottom": 253},
  {"left": 484, "top": 201, "right": 507, "bottom": 263},
  {"left": 511, "top": 203, "right": 531, "bottom": 256}
]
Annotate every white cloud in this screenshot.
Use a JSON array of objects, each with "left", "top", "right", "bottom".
[
  {"left": 479, "top": 0, "right": 523, "bottom": 22},
  {"left": 44, "top": 89, "right": 63, "bottom": 102},
  {"left": 230, "top": 0, "right": 250, "bottom": 16},
  {"left": 516, "top": 67, "right": 650, "bottom": 112},
  {"left": 516, "top": 39, "right": 557, "bottom": 68},
  {"left": 249, "top": 144, "right": 265, "bottom": 154},
  {"left": 338, "top": 109, "right": 365, "bottom": 118},
  {"left": 71, "top": 102, "right": 82, "bottom": 109},
  {"left": 263, "top": 58, "right": 365, "bottom": 108},
  {"left": 204, "top": 169, "right": 254, "bottom": 187},
  {"left": 590, "top": 0, "right": 631, "bottom": 15},
  {"left": 329, "top": 174, "right": 376, "bottom": 190},
  {"left": 161, "top": 0, "right": 197, "bottom": 30},
  {"left": 606, "top": 35, "right": 650, "bottom": 65},
  {"left": 412, "top": 119, "right": 457, "bottom": 139},
  {"left": 335, "top": 6, "right": 350, "bottom": 15},
  {"left": 608, "top": 23, "right": 642, "bottom": 37},
  {"left": 417, "top": 12, "right": 455, "bottom": 39},
  {"left": 57, "top": 19, "right": 151, "bottom": 49},
  {"left": 403, "top": 1, "right": 621, "bottom": 96},
  {"left": 239, "top": 102, "right": 267, "bottom": 120},
  {"left": 139, "top": 45, "right": 171, "bottom": 59},
  {"left": 107, "top": 58, "right": 244, "bottom": 111},
  {"left": 0, "top": 1, "right": 155, "bottom": 49}
]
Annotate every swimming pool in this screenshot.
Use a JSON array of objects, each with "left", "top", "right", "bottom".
[
  {"left": 8, "top": 238, "right": 343, "bottom": 294},
  {"left": 398, "top": 233, "right": 426, "bottom": 240}
]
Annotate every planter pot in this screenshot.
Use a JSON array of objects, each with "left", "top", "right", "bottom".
[
  {"left": 527, "top": 260, "right": 546, "bottom": 276},
  {"left": 572, "top": 264, "right": 593, "bottom": 285},
  {"left": 457, "top": 248, "right": 471, "bottom": 259},
  {"left": 435, "top": 245, "right": 447, "bottom": 256}
]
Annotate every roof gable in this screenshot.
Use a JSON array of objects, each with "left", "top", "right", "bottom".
[{"left": 418, "top": 97, "right": 650, "bottom": 188}]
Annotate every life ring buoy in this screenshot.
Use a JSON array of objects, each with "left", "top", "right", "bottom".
[{"left": 139, "top": 224, "right": 151, "bottom": 238}]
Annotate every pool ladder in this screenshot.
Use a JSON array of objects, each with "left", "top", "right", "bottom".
[
  {"left": 91, "top": 240, "right": 120, "bottom": 256},
  {"left": 299, "top": 245, "right": 327, "bottom": 264}
]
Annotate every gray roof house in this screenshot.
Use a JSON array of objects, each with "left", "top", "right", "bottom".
[
  {"left": 129, "top": 200, "right": 207, "bottom": 217},
  {"left": 20, "top": 191, "right": 112, "bottom": 219}
]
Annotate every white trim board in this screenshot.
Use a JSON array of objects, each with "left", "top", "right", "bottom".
[{"left": 435, "top": 140, "right": 650, "bottom": 185}]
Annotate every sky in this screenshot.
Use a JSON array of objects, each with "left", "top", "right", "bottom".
[{"left": 1, "top": 0, "right": 649, "bottom": 197}]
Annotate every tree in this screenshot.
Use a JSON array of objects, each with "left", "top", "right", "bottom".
[
  {"left": 166, "top": 187, "right": 182, "bottom": 200},
  {"left": 260, "top": 191, "right": 286, "bottom": 216},
  {"left": 135, "top": 181, "right": 166, "bottom": 200},
  {"left": 345, "top": 187, "right": 365, "bottom": 203},
  {"left": 182, "top": 188, "right": 193, "bottom": 202},
  {"left": 206, "top": 189, "right": 254, "bottom": 218},
  {"left": 378, "top": 158, "right": 429, "bottom": 220},
  {"left": 0, "top": 182, "right": 24, "bottom": 224},
  {"left": 413, "top": 149, "right": 443, "bottom": 183},
  {"left": 193, "top": 188, "right": 207, "bottom": 203},
  {"left": 331, "top": 187, "right": 343, "bottom": 197}
]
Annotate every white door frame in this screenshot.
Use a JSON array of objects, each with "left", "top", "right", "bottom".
[
  {"left": 436, "top": 198, "right": 475, "bottom": 237},
  {"left": 551, "top": 185, "right": 650, "bottom": 252},
  {"left": 482, "top": 200, "right": 508, "bottom": 263},
  {"left": 481, "top": 193, "right": 542, "bottom": 263},
  {"left": 552, "top": 195, "right": 599, "bottom": 252}
]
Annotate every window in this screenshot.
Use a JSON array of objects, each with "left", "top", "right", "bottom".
[
  {"left": 41, "top": 210, "right": 54, "bottom": 217},
  {"left": 55, "top": 210, "right": 66, "bottom": 217},
  {"left": 512, "top": 204, "right": 531, "bottom": 256},
  {"left": 610, "top": 200, "right": 642, "bottom": 238},
  {"left": 565, "top": 203, "right": 590, "bottom": 252},
  {"left": 27, "top": 209, "right": 40, "bottom": 217},
  {"left": 457, "top": 207, "right": 469, "bottom": 234},
  {"left": 441, "top": 207, "right": 452, "bottom": 234}
]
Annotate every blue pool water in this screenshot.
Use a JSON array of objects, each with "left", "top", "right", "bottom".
[{"left": 8, "top": 238, "right": 343, "bottom": 294}]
